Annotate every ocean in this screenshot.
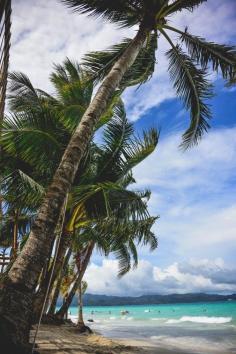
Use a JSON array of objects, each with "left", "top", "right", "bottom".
[{"left": 69, "top": 301, "right": 236, "bottom": 353}]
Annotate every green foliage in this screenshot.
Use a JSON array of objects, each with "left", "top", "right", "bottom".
[
  {"left": 163, "top": 0, "right": 207, "bottom": 16},
  {"left": 83, "top": 33, "right": 157, "bottom": 87},
  {"left": 179, "top": 29, "right": 236, "bottom": 80},
  {"left": 1, "top": 60, "right": 159, "bottom": 279},
  {"left": 61, "top": 0, "right": 140, "bottom": 28},
  {"left": 2, "top": 170, "right": 44, "bottom": 210},
  {"left": 62, "top": 0, "right": 236, "bottom": 148},
  {"left": 166, "top": 42, "right": 213, "bottom": 148}
]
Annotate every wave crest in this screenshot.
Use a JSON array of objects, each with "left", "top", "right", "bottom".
[{"left": 166, "top": 316, "right": 232, "bottom": 324}]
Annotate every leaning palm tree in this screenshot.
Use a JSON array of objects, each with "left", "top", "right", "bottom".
[
  {"left": 0, "top": 60, "right": 158, "bottom": 352},
  {"left": 77, "top": 279, "right": 88, "bottom": 330},
  {"left": 1, "top": 1, "right": 235, "bottom": 352}
]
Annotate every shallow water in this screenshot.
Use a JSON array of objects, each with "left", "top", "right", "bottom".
[{"left": 69, "top": 301, "right": 236, "bottom": 353}]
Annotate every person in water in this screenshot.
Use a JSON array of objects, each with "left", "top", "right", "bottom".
[{"left": 121, "top": 310, "right": 129, "bottom": 315}]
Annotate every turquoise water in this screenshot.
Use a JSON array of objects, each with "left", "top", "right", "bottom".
[
  {"left": 69, "top": 301, "right": 236, "bottom": 353},
  {"left": 73, "top": 301, "right": 236, "bottom": 324}
]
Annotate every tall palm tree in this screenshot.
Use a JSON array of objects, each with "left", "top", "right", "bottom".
[
  {"left": 1, "top": 68, "right": 158, "bottom": 316},
  {"left": 1, "top": 1, "right": 235, "bottom": 351},
  {"left": 77, "top": 280, "right": 88, "bottom": 330},
  {"left": 0, "top": 60, "right": 158, "bottom": 352},
  {"left": 55, "top": 183, "right": 157, "bottom": 319}
]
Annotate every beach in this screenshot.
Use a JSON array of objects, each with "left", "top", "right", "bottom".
[
  {"left": 66, "top": 301, "right": 236, "bottom": 353},
  {"left": 31, "top": 323, "right": 180, "bottom": 353},
  {"left": 32, "top": 319, "right": 236, "bottom": 354},
  {"left": 31, "top": 323, "right": 206, "bottom": 354}
]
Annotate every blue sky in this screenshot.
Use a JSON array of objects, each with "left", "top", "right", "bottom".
[{"left": 11, "top": 0, "right": 236, "bottom": 295}]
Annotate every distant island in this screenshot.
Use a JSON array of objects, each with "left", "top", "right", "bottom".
[{"left": 64, "top": 293, "right": 236, "bottom": 307}]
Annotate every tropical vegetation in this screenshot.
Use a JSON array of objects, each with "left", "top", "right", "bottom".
[
  {"left": 0, "top": 60, "right": 158, "bottom": 350},
  {"left": 0, "top": 0, "right": 235, "bottom": 352}
]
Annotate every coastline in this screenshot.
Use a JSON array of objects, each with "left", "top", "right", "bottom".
[
  {"left": 31, "top": 323, "right": 189, "bottom": 354},
  {"left": 31, "top": 322, "right": 236, "bottom": 354}
]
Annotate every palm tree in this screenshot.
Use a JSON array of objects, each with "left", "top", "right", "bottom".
[
  {"left": 53, "top": 106, "right": 158, "bottom": 319},
  {"left": 0, "top": 60, "right": 158, "bottom": 352},
  {"left": 1, "top": 1, "right": 235, "bottom": 351},
  {"left": 77, "top": 280, "right": 88, "bottom": 330},
  {"left": 1, "top": 68, "right": 158, "bottom": 319},
  {"left": 55, "top": 185, "right": 157, "bottom": 319}
]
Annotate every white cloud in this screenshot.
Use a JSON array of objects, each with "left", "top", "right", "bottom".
[
  {"left": 10, "top": 0, "right": 236, "bottom": 119},
  {"left": 124, "top": 0, "right": 236, "bottom": 120},
  {"left": 10, "top": 0, "right": 236, "bottom": 294},
  {"left": 84, "top": 258, "right": 236, "bottom": 296},
  {"left": 132, "top": 127, "right": 236, "bottom": 257},
  {"left": 10, "top": 0, "right": 134, "bottom": 91}
]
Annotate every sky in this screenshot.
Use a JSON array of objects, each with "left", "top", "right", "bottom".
[{"left": 10, "top": 0, "right": 236, "bottom": 296}]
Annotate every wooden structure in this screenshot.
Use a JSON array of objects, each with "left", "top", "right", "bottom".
[
  {"left": 0, "top": 0, "right": 11, "bottom": 121},
  {"left": 0, "top": 253, "right": 10, "bottom": 272}
]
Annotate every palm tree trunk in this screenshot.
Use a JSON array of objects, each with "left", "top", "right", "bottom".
[
  {"left": 48, "top": 246, "right": 72, "bottom": 315},
  {"left": 56, "top": 242, "right": 94, "bottom": 319},
  {"left": 33, "top": 231, "right": 72, "bottom": 320},
  {"left": 12, "top": 210, "right": 18, "bottom": 260},
  {"left": 77, "top": 279, "right": 84, "bottom": 326},
  {"left": 0, "top": 26, "right": 148, "bottom": 352}
]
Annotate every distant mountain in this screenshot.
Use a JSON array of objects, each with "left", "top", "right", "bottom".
[{"left": 67, "top": 293, "right": 236, "bottom": 307}]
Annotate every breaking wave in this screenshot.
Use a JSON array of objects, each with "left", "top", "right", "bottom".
[{"left": 166, "top": 316, "right": 232, "bottom": 324}]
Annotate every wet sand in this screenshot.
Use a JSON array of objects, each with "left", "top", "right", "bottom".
[{"left": 31, "top": 323, "right": 188, "bottom": 353}]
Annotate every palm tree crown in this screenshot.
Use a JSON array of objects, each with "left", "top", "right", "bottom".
[
  {"left": 1, "top": 60, "right": 158, "bottom": 276},
  {"left": 63, "top": 0, "right": 236, "bottom": 148}
]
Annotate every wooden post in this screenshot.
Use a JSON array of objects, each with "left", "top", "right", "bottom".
[{"left": 0, "top": 252, "right": 10, "bottom": 272}]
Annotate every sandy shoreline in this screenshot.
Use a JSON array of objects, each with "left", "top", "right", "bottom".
[
  {"left": 31, "top": 323, "right": 188, "bottom": 353},
  {"left": 31, "top": 323, "right": 236, "bottom": 354}
]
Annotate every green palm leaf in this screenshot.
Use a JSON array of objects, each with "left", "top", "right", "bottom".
[
  {"left": 2, "top": 170, "right": 44, "bottom": 210},
  {"left": 82, "top": 33, "right": 157, "bottom": 87},
  {"left": 122, "top": 128, "right": 159, "bottom": 174},
  {"left": 1, "top": 113, "right": 64, "bottom": 173},
  {"left": 61, "top": 0, "right": 139, "bottom": 28},
  {"left": 163, "top": 27, "right": 236, "bottom": 81},
  {"left": 8, "top": 72, "right": 55, "bottom": 113},
  {"left": 95, "top": 102, "right": 133, "bottom": 182},
  {"left": 164, "top": 33, "right": 213, "bottom": 148},
  {"left": 164, "top": 0, "right": 206, "bottom": 16}
]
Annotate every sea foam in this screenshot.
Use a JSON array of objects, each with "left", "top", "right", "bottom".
[{"left": 166, "top": 316, "right": 232, "bottom": 324}]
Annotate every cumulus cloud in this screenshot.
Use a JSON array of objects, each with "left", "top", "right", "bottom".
[
  {"left": 133, "top": 127, "right": 236, "bottom": 258},
  {"left": 124, "top": 0, "right": 236, "bottom": 120},
  {"left": 10, "top": 0, "right": 133, "bottom": 91},
  {"left": 10, "top": 0, "right": 236, "bottom": 295},
  {"left": 84, "top": 258, "right": 236, "bottom": 296},
  {"left": 10, "top": 0, "right": 236, "bottom": 119},
  {"left": 179, "top": 259, "right": 236, "bottom": 286}
]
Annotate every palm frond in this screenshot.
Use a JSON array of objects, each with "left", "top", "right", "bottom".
[
  {"left": 8, "top": 72, "right": 54, "bottom": 112},
  {"left": 82, "top": 33, "right": 157, "bottom": 87},
  {"left": 122, "top": 128, "right": 159, "bottom": 174},
  {"left": 1, "top": 112, "right": 64, "bottom": 173},
  {"left": 96, "top": 91, "right": 122, "bottom": 129},
  {"left": 61, "top": 0, "right": 140, "bottom": 28},
  {"left": 164, "top": 0, "right": 206, "bottom": 15},
  {"left": 102, "top": 216, "right": 158, "bottom": 276},
  {"left": 82, "top": 39, "right": 132, "bottom": 84},
  {"left": 176, "top": 28, "right": 236, "bottom": 81},
  {"left": 226, "top": 73, "right": 236, "bottom": 87},
  {"left": 113, "top": 243, "right": 131, "bottom": 277},
  {"left": 2, "top": 170, "right": 44, "bottom": 210},
  {"left": 95, "top": 102, "right": 133, "bottom": 182},
  {"left": 51, "top": 58, "right": 93, "bottom": 106},
  {"left": 119, "top": 171, "right": 136, "bottom": 188},
  {"left": 163, "top": 30, "right": 213, "bottom": 148}
]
